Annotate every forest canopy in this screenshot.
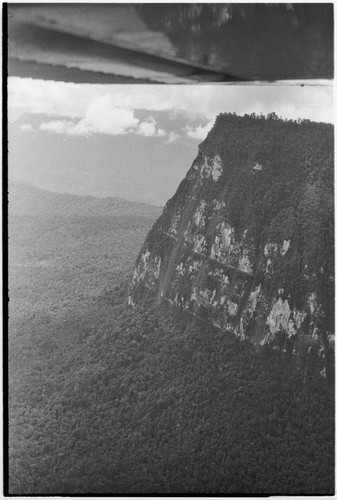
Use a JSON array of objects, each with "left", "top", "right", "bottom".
[{"left": 8, "top": 132, "right": 335, "bottom": 495}]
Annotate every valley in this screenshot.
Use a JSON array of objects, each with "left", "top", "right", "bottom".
[{"left": 7, "top": 181, "right": 334, "bottom": 495}]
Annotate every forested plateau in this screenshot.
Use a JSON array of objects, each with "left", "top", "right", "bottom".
[
  {"left": 130, "top": 113, "right": 334, "bottom": 374},
  {"left": 8, "top": 113, "right": 335, "bottom": 496}
]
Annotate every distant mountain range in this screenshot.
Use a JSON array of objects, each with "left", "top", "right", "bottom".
[
  {"left": 8, "top": 112, "right": 197, "bottom": 206},
  {"left": 8, "top": 181, "right": 162, "bottom": 218}
]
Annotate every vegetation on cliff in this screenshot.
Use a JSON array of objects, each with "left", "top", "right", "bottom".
[
  {"left": 8, "top": 182, "right": 334, "bottom": 495},
  {"left": 130, "top": 113, "right": 334, "bottom": 352}
]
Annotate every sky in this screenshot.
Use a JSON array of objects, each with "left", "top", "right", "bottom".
[{"left": 8, "top": 78, "right": 333, "bottom": 205}]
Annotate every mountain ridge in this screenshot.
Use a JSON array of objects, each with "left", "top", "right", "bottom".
[
  {"left": 9, "top": 180, "right": 162, "bottom": 218},
  {"left": 129, "top": 113, "right": 334, "bottom": 375}
]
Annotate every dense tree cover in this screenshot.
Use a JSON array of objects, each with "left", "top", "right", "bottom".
[
  {"left": 134, "top": 114, "right": 333, "bottom": 354},
  {"left": 9, "top": 183, "right": 161, "bottom": 345},
  {"left": 8, "top": 186, "right": 334, "bottom": 495},
  {"left": 205, "top": 114, "right": 334, "bottom": 319}
]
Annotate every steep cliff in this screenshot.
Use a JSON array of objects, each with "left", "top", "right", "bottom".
[{"left": 129, "top": 113, "right": 334, "bottom": 360}]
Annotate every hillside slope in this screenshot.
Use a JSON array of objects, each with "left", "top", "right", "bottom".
[
  {"left": 129, "top": 113, "right": 334, "bottom": 370},
  {"left": 9, "top": 180, "right": 162, "bottom": 218},
  {"left": 8, "top": 164, "right": 334, "bottom": 495}
]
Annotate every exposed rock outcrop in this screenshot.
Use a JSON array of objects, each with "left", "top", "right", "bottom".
[{"left": 129, "top": 113, "right": 334, "bottom": 360}]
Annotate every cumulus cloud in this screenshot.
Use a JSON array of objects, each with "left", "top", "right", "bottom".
[
  {"left": 8, "top": 78, "right": 333, "bottom": 141},
  {"left": 82, "top": 96, "right": 139, "bottom": 135},
  {"left": 39, "top": 101, "right": 166, "bottom": 138},
  {"left": 166, "top": 131, "right": 180, "bottom": 143},
  {"left": 9, "top": 78, "right": 100, "bottom": 118},
  {"left": 40, "top": 120, "right": 76, "bottom": 134},
  {"left": 20, "top": 124, "right": 33, "bottom": 132},
  {"left": 184, "top": 121, "right": 214, "bottom": 140},
  {"left": 136, "top": 117, "right": 166, "bottom": 138}
]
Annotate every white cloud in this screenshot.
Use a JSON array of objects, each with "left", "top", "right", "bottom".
[
  {"left": 136, "top": 117, "right": 166, "bottom": 138},
  {"left": 184, "top": 121, "right": 214, "bottom": 140},
  {"left": 8, "top": 78, "right": 334, "bottom": 140},
  {"left": 9, "top": 78, "right": 100, "bottom": 118},
  {"left": 39, "top": 103, "right": 166, "bottom": 138},
  {"left": 20, "top": 124, "right": 33, "bottom": 132},
  {"left": 82, "top": 96, "right": 139, "bottom": 135},
  {"left": 166, "top": 131, "right": 180, "bottom": 143},
  {"left": 39, "top": 120, "right": 77, "bottom": 134}
]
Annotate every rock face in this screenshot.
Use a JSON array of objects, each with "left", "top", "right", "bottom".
[{"left": 129, "top": 113, "right": 334, "bottom": 356}]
